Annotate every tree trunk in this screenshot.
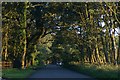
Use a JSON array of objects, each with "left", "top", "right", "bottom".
[
  {"left": 87, "top": 47, "right": 92, "bottom": 63},
  {"left": 95, "top": 38, "right": 100, "bottom": 64},
  {"left": 81, "top": 45, "right": 84, "bottom": 64},
  {"left": 101, "top": 35, "right": 109, "bottom": 63},
  {"left": 95, "top": 44, "right": 100, "bottom": 64},
  {"left": 21, "top": 2, "right": 27, "bottom": 69},
  {"left": 109, "top": 5, "right": 117, "bottom": 65},
  {"left": 110, "top": 29, "right": 117, "bottom": 65},
  {"left": 32, "top": 57, "right": 35, "bottom": 66},
  {"left": 117, "top": 35, "right": 120, "bottom": 64},
  {"left": 4, "top": 33, "right": 8, "bottom": 60},
  {"left": 4, "top": 26, "right": 8, "bottom": 61}
]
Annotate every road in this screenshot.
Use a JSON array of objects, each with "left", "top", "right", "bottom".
[{"left": 30, "top": 64, "right": 96, "bottom": 80}]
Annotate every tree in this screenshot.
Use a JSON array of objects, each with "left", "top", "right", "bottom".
[{"left": 2, "top": 2, "right": 120, "bottom": 69}]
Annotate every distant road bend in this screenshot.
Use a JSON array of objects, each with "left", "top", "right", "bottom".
[{"left": 30, "top": 64, "right": 96, "bottom": 80}]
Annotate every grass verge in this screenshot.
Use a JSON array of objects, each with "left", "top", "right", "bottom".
[
  {"left": 2, "top": 64, "right": 45, "bottom": 79},
  {"left": 2, "top": 68, "right": 35, "bottom": 79},
  {"left": 63, "top": 63, "right": 119, "bottom": 80}
]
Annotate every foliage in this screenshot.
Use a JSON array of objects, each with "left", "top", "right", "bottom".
[
  {"left": 63, "top": 63, "right": 119, "bottom": 79},
  {"left": 2, "top": 2, "right": 120, "bottom": 69},
  {"left": 2, "top": 68, "right": 35, "bottom": 78}
]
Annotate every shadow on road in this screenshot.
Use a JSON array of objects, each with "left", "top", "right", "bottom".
[{"left": 29, "top": 64, "right": 96, "bottom": 80}]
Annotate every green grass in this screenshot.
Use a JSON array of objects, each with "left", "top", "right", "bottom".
[
  {"left": 63, "top": 63, "right": 119, "bottom": 80},
  {"left": 2, "top": 68, "right": 35, "bottom": 79},
  {"left": 2, "top": 64, "right": 46, "bottom": 79}
]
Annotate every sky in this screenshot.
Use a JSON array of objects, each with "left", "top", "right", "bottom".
[{"left": 101, "top": 22, "right": 119, "bottom": 36}]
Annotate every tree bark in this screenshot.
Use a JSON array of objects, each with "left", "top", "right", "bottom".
[
  {"left": 21, "top": 2, "right": 27, "bottom": 69},
  {"left": 117, "top": 35, "right": 120, "bottom": 64},
  {"left": 4, "top": 26, "right": 8, "bottom": 61},
  {"left": 101, "top": 35, "right": 109, "bottom": 63},
  {"left": 109, "top": 5, "right": 117, "bottom": 65},
  {"left": 95, "top": 38, "right": 100, "bottom": 64}
]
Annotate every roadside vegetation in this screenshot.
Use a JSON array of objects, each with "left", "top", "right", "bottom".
[
  {"left": 2, "top": 64, "right": 45, "bottom": 78},
  {"left": 2, "top": 68, "right": 35, "bottom": 78},
  {"left": 63, "top": 63, "right": 119, "bottom": 80},
  {"left": 1, "top": 2, "right": 120, "bottom": 79}
]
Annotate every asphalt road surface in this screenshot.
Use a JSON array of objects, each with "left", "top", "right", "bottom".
[{"left": 30, "top": 64, "right": 96, "bottom": 80}]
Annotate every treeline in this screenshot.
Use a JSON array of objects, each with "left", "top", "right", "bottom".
[
  {"left": 2, "top": 2, "right": 120, "bottom": 69},
  {"left": 2, "top": 2, "right": 53, "bottom": 68},
  {"left": 51, "top": 2, "right": 120, "bottom": 65}
]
